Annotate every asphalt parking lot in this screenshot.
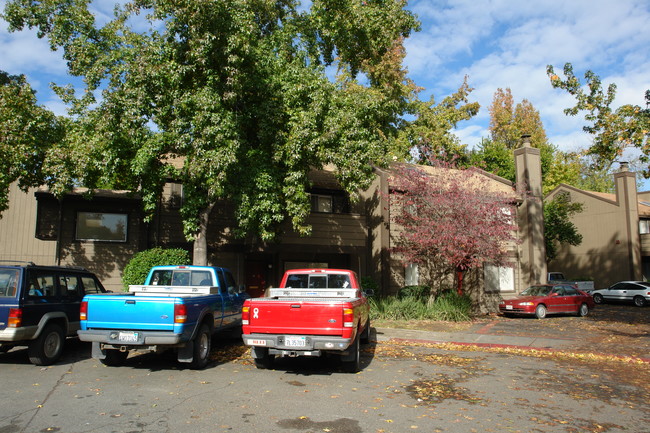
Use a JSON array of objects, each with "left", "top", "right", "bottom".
[{"left": 0, "top": 304, "right": 648, "bottom": 433}]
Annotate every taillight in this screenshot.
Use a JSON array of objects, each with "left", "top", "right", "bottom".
[
  {"left": 80, "top": 301, "right": 88, "bottom": 321},
  {"left": 174, "top": 304, "right": 187, "bottom": 323},
  {"left": 8, "top": 308, "right": 22, "bottom": 328},
  {"left": 343, "top": 307, "right": 354, "bottom": 328},
  {"left": 242, "top": 305, "right": 250, "bottom": 325}
]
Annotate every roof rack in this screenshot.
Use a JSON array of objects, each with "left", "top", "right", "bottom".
[{"left": 0, "top": 260, "right": 36, "bottom": 266}]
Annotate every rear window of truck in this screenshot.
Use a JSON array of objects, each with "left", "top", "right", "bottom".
[
  {"left": 285, "top": 273, "right": 351, "bottom": 289},
  {"left": 150, "top": 270, "right": 213, "bottom": 286}
]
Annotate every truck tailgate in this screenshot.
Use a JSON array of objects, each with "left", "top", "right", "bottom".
[
  {"left": 246, "top": 299, "right": 347, "bottom": 335},
  {"left": 85, "top": 294, "right": 177, "bottom": 331}
]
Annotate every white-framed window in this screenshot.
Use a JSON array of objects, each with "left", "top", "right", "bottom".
[
  {"left": 76, "top": 212, "right": 128, "bottom": 242},
  {"left": 640, "top": 219, "right": 650, "bottom": 234},
  {"left": 405, "top": 263, "right": 419, "bottom": 286},
  {"left": 484, "top": 264, "right": 514, "bottom": 293}
]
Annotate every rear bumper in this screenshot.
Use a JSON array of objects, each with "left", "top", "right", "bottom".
[
  {"left": 77, "top": 329, "right": 185, "bottom": 347},
  {"left": 243, "top": 333, "right": 352, "bottom": 353}
]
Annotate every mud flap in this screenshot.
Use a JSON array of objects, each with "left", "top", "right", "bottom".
[
  {"left": 177, "top": 341, "right": 193, "bottom": 363},
  {"left": 92, "top": 342, "right": 106, "bottom": 360}
]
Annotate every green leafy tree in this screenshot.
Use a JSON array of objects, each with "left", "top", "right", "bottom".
[
  {"left": 547, "top": 63, "right": 650, "bottom": 173},
  {"left": 468, "top": 138, "right": 515, "bottom": 182},
  {"left": 3, "top": 0, "right": 419, "bottom": 264},
  {"left": 0, "top": 70, "right": 66, "bottom": 212},
  {"left": 396, "top": 76, "right": 480, "bottom": 164},
  {"left": 544, "top": 191, "right": 584, "bottom": 262}
]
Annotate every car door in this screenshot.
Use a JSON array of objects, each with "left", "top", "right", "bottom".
[
  {"left": 563, "top": 286, "right": 581, "bottom": 312},
  {"left": 549, "top": 285, "right": 571, "bottom": 313},
  {"left": 603, "top": 283, "right": 627, "bottom": 301},
  {"left": 58, "top": 273, "right": 84, "bottom": 333}
]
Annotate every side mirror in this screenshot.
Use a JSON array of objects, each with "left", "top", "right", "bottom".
[{"left": 364, "top": 288, "right": 375, "bottom": 297}]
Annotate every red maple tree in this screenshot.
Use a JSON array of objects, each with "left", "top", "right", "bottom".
[{"left": 388, "top": 161, "right": 519, "bottom": 296}]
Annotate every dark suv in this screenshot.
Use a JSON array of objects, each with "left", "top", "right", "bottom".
[{"left": 0, "top": 262, "right": 107, "bottom": 365}]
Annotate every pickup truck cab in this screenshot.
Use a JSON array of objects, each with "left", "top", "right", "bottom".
[
  {"left": 78, "top": 265, "right": 248, "bottom": 369},
  {"left": 242, "top": 269, "right": 372, "bottom": 372},
  {"left": 0, "top": 263, "right": 107, "bottom": 365}
]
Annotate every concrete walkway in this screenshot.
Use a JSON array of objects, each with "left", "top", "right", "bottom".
[{"left": 375, "top": 326, "right": 579, "bottom": 351}]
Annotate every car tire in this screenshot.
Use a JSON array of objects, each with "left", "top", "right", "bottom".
[
  {"left": 360, "top": 319, "right": 371, "bottom": 344},
  {"left": 28, "top": 323, "right": 65, "bottom": 366},
  {"left": 252, "top": 347, "right": 275, "bottom": 370},
  {"left": 189, "top": 324, "right": 211, "bottom": 370},
  {"left": 534, "top": 304, "right": 547, "bottom": 319},
  {"left": 341, "top": 335, "right": 360, "bottom": 373},
  {"left": 577, "top": 303, "right": 589, "bottom": 317},
  {"left": 100, "top": 349, "right": 129, "bottom": 366},
  {"left": 593, "top": 293, "right": 604, "bottom": 304},
  {"left": 633, "top": 296, "right": 646, "bottom": 307}
]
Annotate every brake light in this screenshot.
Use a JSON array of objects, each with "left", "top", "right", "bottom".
[
  {"left": 242, "top": 305, "right": 250, "bottom": 325},
  {"left": 343, "top": 307, "right": 354, "bottom": 328},
  {"left": 8, "top": 308, "right": 22, "bottom": 328},
  {"left": 174, "top": 304, "right": 187, "bottom": 323},
  {"left": 80, "top": 301, "right": 88, "bottom": 321}
]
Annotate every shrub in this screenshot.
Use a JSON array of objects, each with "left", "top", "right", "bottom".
[
  {"left": 122, "top": 247, "right": 191, "bottom": 291},
  {"left": 398, "top": 285, "right": 430, "bottom": 301},
  {"left": 360, "top": 276, "right": 379, "bottom": 295},
  {"left": 370, "top": 290, "right": 472, "bottom": 322}
]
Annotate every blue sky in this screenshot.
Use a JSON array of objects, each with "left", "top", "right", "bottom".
[{"left": 2, "top": 0, "right": 649, "bottom": 158}]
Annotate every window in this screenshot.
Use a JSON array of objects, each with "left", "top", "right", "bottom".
[
  {"left": 640, "top": 219, "right": 650, "bottom": 234},
  {"left": 405, "top": 263, "right": 419, "bottom": 286},
  {"left": 81, "top": 276, "right": 104, "bottom": 294},
  {"left": 311, "top": 194, "right": 333, "bottom": 213},
  {"left": 310, "top": 191, "right": 350, "bottom": 214},
  {"left": 59, "top": 275, "right": 82, "bottom": 297},
  {"left": 76, "top": 212, "right": 127, "bottom": 242}
]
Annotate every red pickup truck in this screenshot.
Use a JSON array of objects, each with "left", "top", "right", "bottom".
[{"left": 241, "top": 269, "right": 372, "bottom": 372}]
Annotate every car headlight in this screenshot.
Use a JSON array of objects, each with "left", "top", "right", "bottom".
[{"left": 518, "top": 302, "right": 534, "bottom": 306}]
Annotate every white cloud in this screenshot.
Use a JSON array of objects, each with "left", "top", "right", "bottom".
[{"left": 404, "top": 0, "right": 650, "bottom": 154}]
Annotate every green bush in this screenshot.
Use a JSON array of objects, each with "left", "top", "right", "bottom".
[
  {"left": 122, "top": 247, "right": 191, "bottom": 291},
  {"left": 369, "top": 290, "right": 472, "bottom": 322},
  {"left": 360, "top": 276, "right": 379, "bottom": 295},
  {"left": 398, "top": 285, "right": 430, "bottom": 301}
]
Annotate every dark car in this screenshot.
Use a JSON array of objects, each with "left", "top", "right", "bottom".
[
  {"left": 591, "top": 281, "right": 650, "bottom": 307},
  {"left": 499, "top": 283, "right": 595, "bottom": 319},
  {"left": 0, "top": 262, "right": 107, "bottom": 365}
]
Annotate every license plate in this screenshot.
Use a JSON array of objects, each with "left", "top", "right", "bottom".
[
  {"left": 285, "top": 336, "right": 306, "bottom": 347},
  {"left": 248, "top": 339, "right": 267, "bottom": 346},
  {"left": 118, "top": 331, "right": 139, "bottom": 343},
  {"left": 505, "top": 305, "right": 513, "bottom": 310}
]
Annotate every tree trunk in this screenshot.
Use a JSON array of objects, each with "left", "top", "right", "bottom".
[
  {"left": 193, "top": 204, "right": 214, "bottom": 266},
  {"left": 456, "top": 269, "right": 464, "bottom": 296}
]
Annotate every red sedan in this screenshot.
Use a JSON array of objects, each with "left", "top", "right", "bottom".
[{"left": 499, "top": 284, "right": 595, "bottom": 319}]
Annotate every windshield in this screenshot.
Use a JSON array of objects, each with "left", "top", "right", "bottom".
[
  {"left": 0, "top": 269, "right": 20, "bottom": 297},
  {"left": 520, "top": 285, "right": 552, "bottom": 297}
]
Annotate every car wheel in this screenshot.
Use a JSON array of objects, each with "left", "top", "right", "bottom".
[
  {"left": 341, "top": 335, "right": 360, "bottom": 373},
  {"left": 189, "top": 324, "right": 211, "bottom": 370},
  {"left": 593, "top": 293, "right": 604, "bottom": 304},
  {"left": 100, "top": 349, "right": 129, "bottom": 366},
  {"left": 252, "top": 346, "right": 275, "bottom": 370},
  {"left": 633, "top": 296, "right": 646, "bottom": 307},
  {"left": 577, "top": 303, "right": 589, "bottom": 317},
  {"left": 28, "top": 323, "right": 65, "bottom": 366},
  {"left": 534, "top": 304, "right": 547, "bottom": 319}
]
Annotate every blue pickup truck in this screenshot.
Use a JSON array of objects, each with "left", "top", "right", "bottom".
[{"left": 78, "top": 265, "right": 248, "bottom": 369}]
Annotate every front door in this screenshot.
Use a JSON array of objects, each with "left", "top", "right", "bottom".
[{"left": 245, "top": 261, "right": 269, "bottom": 298}]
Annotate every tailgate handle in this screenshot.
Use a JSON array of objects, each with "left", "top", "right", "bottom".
[
  {"left": 125, "top": 300, "right": 136, "bottom": 304},
  {"left": 291, "top": 304, "right": 301, "bottom": 308}
]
